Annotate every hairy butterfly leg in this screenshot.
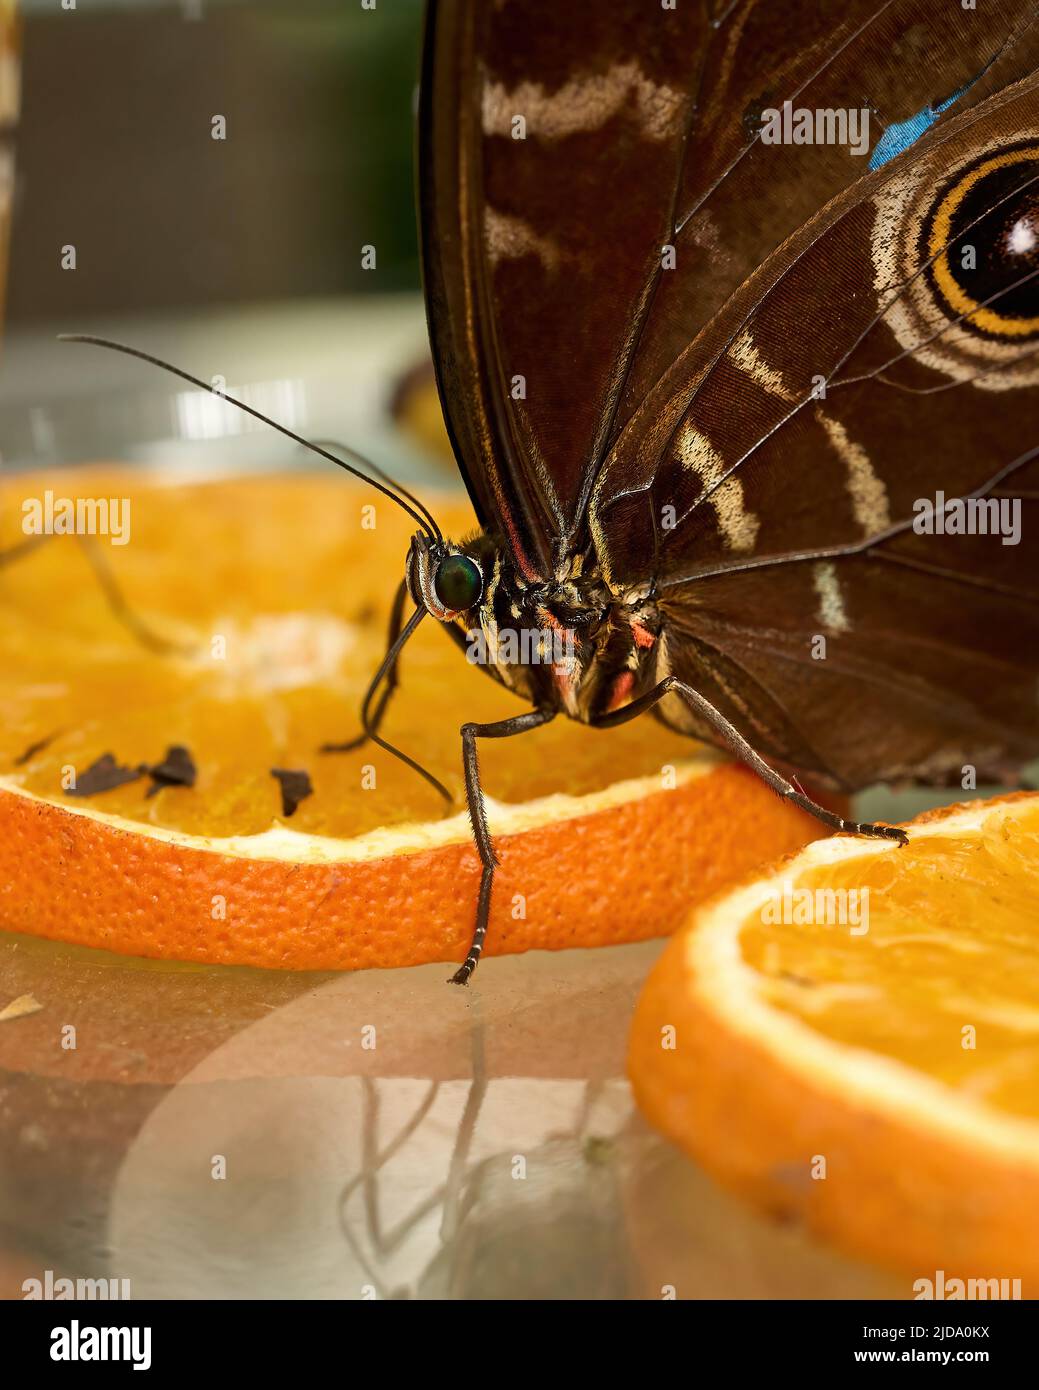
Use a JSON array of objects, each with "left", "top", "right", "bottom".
[
  {"left": 451, "top": 707, "right": 556, "bottom": 986},
  {"left": 593, "top": 677, "right": 909, "bottom": 846}
]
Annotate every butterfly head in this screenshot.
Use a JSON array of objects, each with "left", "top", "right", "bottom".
[{"left": 406, "top": 530, "right": 486, "bottom": 623}]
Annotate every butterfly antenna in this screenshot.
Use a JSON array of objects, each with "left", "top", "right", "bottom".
[
  {"left": 58, "top": 335, "right": 440, "bottom": 542},
  {"left": 309, "top": 437, "right": 442, "bottom": 544},
  {"left": 358, "top": 603, "right": 452, "bottom": 803}
]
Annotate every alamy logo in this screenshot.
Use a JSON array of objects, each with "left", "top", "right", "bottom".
[
  {"left": 760, "top": 100, "right": 870, "bottom": 156},
  {"left": 21, "top": 490, "right": 131, "bottom": 545},
  {"left": 914, "top": 1270, "right": 1021, "bottom": 1300},
  {"left": 50, "top": 1320, "right": 151, "bottom": 1372},
  {"left": 913, "top": 492, "right": 1021, "bottom": 546},
  {"left": 466, "top": 626, "right": 577, "bottom": 667},
  {"left": 760, "top": 880, "right": 869, "bottom": 934},
  {"left": 23, "top": 1270, "right": 131, "bottom": 1300}
]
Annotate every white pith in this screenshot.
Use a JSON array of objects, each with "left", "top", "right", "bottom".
[{"left": 0, "top": 752, "right": 719, "bottom": 865}]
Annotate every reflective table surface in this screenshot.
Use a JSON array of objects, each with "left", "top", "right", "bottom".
[{"left": 0, "top": 929, "right": 909, "bottom": 1301}]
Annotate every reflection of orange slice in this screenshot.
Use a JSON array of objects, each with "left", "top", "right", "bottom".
[
  {"left": 0, "top": 470, "right": 822, "bottom": 971},
  {"left": 629, "top": 794, "right": 1039, "bottom": 1288}
]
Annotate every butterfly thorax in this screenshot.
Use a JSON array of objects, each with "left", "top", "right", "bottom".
[{"left": 453, "top": 541, "right": 664, "bottom": 722}]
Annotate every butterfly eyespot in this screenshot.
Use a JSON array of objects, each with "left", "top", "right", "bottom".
[
  {"left": 923, "top": 142, "right": 1039, "bottom": 341},
  {"left": 434, "top": 553, "right": 483, "bottom": 611}
]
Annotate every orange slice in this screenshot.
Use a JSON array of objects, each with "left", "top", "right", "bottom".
[
  {"left": 629, "top": 792, "right": 1039, "bottom": 1289},
  {"left": 0, "top": 468, "right": 822, "bottom": 971}
]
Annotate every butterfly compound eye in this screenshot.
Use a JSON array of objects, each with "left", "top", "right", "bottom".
[{"left": 434, "top": 553, "right": 483, "bottom": 611}]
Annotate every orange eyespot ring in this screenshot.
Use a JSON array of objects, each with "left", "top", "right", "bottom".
[{"left": 925, "top": 142, "right": 1039, "bottom": 340}]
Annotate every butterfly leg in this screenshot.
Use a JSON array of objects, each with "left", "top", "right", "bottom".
[
  {"left": 452, "top": 707, "right": 557, "bottom": 986},
  {"left": 75, "top": 534, "right": 196, "bottom": 656},
  {"left": 322, "top": 578, "right": 409, "bottom": 753},
  {"left": 593, "top": 677, "right": 909, "bottom": 846},
  {"left": 1, "top": 531, "right": 192, "bottom": 656}
]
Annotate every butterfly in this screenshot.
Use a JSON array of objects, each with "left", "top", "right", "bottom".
[{"left": 64, "top": 0, "right": 1039, "bottom": 984}]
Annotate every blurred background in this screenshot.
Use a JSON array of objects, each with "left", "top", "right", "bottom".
[{"left": 0, "top": 0, "right": 450, "bottom": 478}]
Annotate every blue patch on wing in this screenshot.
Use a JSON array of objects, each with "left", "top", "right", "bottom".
[{"left": 868, "top": 80, "right": 977, "bottom": 171}]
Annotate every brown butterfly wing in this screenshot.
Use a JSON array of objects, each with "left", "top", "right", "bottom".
[
  {"left": 422, "top": 0, "right": 1038, "bottom": 574},
  {"left": 422, "top": 0, "right": 1039, "bottom": 787},
  {"left": 592, "top": 69, "right": 1039, "bottom": 788},
  {"left": 613, "top": 0, "right": 1039, "bottom": 432},
  {"left": 419, "top": 0, "right": 708, "bottom": 579}
]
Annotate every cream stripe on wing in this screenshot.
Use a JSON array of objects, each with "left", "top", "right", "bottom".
[
  {"left": 481, "top": 62, "right": 684, "bottom": 142},
  {"left": 730, "top": 328, "right": 798, "bottom": 402},
  {"left": 813, "top": 561, "right": 851, "bottom": 634},
  {"left": 484, "top": 206, "right": 561, "bottom": 272},
  {"left": 676, "top": 422, "right": 760, "bottom": 553},
  {"left": 818, "top": 412, "right": 892, "bottom": 535}
]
